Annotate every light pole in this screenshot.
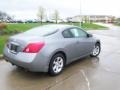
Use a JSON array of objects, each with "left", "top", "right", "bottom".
[{"left": 79, "top": 0, "right": 82, "bottom": 27}]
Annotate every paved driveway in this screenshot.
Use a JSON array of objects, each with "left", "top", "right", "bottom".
[{"left": 0, "top": 23, "right": 120, "bottom": 90}]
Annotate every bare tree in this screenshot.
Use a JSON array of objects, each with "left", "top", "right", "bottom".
[
  {"left": 37, "top": 6, "right": 45, "bottom": 24},
  {"left": 0, "top": 11, "right": 12, "bottom": 22},
  {"left": 52, "top": 10, "right": 60, "bottom": 24}
]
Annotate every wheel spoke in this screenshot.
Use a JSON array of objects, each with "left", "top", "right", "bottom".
[
  {"left": 53, "top": 65, "right": 57, "bottom": 72},
  {"left": 56, "top": 66, "right": 59, "bottom": 73}
]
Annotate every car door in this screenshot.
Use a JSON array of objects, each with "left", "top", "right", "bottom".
[
  {"left": 62, "top": 28, "right": 82, "bottom": 63},
  {"left": 69, "top": 27, "right": 94, "bottom": 59}
]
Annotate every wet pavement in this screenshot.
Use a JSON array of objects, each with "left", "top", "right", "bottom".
[{"left": 0, "top": 24, "right": 120, "bottom": 90}]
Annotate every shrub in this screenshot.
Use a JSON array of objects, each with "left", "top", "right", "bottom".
[
  {"left": 2, "top": 29, "right": 22, "bottom": 35},
  {"left": 0, "top": 23, "right": 7, "bottom": 30},
  {"left": 0, "top": 23, "right": 7, "bottom": 35}
]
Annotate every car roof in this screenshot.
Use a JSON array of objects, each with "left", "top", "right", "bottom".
[
  {"left": 40, "top": 24, "right": 75, "bottom": 30},
  {"left": 22, "top": 24, "right": 76, "bottom": 36}
]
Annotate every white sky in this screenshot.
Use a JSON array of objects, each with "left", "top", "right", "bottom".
[{"left": 0, "top": 0, "right": 120, "bottom": 20}]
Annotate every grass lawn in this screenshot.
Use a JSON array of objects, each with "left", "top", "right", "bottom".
[
  {"left": 6, "top": 22, "right": 107, "bottom": 32},
  {"left": 80, "top": 23, "right": 107, "bottom": 30},
  {"left": 5, "top": 23, "right": 44, "bottom": 33},
  {"left": 114, "top": 23, "right": 120, "bottom": 26},
  {"left": 0, "top": 22, "right": 107, "bottom": 54},
  {"left": 67, "top": 23, "right": 107, "bottom": 30},
  {"left": 0, "top": 35, "right": 9, "bottom": 54}
]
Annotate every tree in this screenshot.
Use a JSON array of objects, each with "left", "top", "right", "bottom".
[
  {"left": 37, "top": 6, "right": 45, "bottom": 24},
  {"left": 0, "top": 11, "right": 12, "bottom": 22},
  {"left": 115, "top": 18, "right": 120, "bottom": 24},
  {"left": 52, "top": 10, "right": 60, "bottom": 24}
]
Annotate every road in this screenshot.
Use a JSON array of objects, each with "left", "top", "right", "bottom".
[{"left": 0, "top": 23, "right": 120, "bottom": 90}]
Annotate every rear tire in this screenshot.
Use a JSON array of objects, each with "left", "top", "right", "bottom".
[
  {"left": 90, "top": 43, "right": 101, "bottom": 57},
  {"left": 48, "top": 53, "right": 65, "bottom": 76}
]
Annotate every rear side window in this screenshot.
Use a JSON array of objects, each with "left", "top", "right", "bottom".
[
  {"left": 62, "top": 30, "right": 73, "bottom": 38},
  {"left": 70, "top": 28, "right": 87, "bottom": 38}
]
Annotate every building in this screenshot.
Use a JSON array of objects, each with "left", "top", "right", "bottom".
[{"left": 67, "top": 15, "right": 115, "bottom": 23}]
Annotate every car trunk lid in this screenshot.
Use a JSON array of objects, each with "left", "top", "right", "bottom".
[{"left": 7, "top": 34, "right": 44, "bottom": 53}]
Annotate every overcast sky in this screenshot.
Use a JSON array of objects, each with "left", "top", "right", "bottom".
[{"left": 0, "top": 0, "right": 120, "bottom": 20}]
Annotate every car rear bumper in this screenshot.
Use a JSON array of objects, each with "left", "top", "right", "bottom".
[{"left": 3, "top": 47, "right": 49, "bottom": 72}]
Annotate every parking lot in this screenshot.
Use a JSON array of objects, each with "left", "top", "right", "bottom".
[{"left": 0, "top": 24, "right": 120, "bottom": 90}]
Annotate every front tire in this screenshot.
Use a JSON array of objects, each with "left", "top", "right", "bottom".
[
  {"left": 48, "top": 53, "right": 65, "bottom": 76},
  {"left": 90, "top": 43, "right": 101, "bottom": 57}
]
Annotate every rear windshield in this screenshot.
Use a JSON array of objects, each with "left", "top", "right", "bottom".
[{"left": 23, "top": 25, "right": 58, "bottom": 36}]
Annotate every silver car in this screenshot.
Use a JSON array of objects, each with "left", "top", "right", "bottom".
[{"left": 3, "top": 24, "right": 101, "bottom": 76}]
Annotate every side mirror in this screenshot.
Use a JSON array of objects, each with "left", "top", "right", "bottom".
[{"left": 87, "top": 33, "right": 93, "bottom": 37}]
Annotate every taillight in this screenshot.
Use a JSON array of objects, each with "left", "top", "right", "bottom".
[{"left": 23, "top": 42, "right": 45, "bottom": 53}]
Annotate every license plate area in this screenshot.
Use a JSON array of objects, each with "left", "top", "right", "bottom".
[{"left": 9, "top": 42, "right": 19, "bottom": 54}]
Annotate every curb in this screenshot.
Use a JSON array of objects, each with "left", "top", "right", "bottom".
[{"left": 0, "top": 55, "right": 3, "bottom": 60}]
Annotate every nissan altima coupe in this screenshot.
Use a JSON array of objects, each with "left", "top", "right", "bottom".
[{"left": 3, "top": 24, "right": 101, "bottom": 76}]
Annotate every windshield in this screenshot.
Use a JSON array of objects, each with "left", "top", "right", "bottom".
[{"left": 23, "top": 25, "right": 59, "bottom": 36}]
